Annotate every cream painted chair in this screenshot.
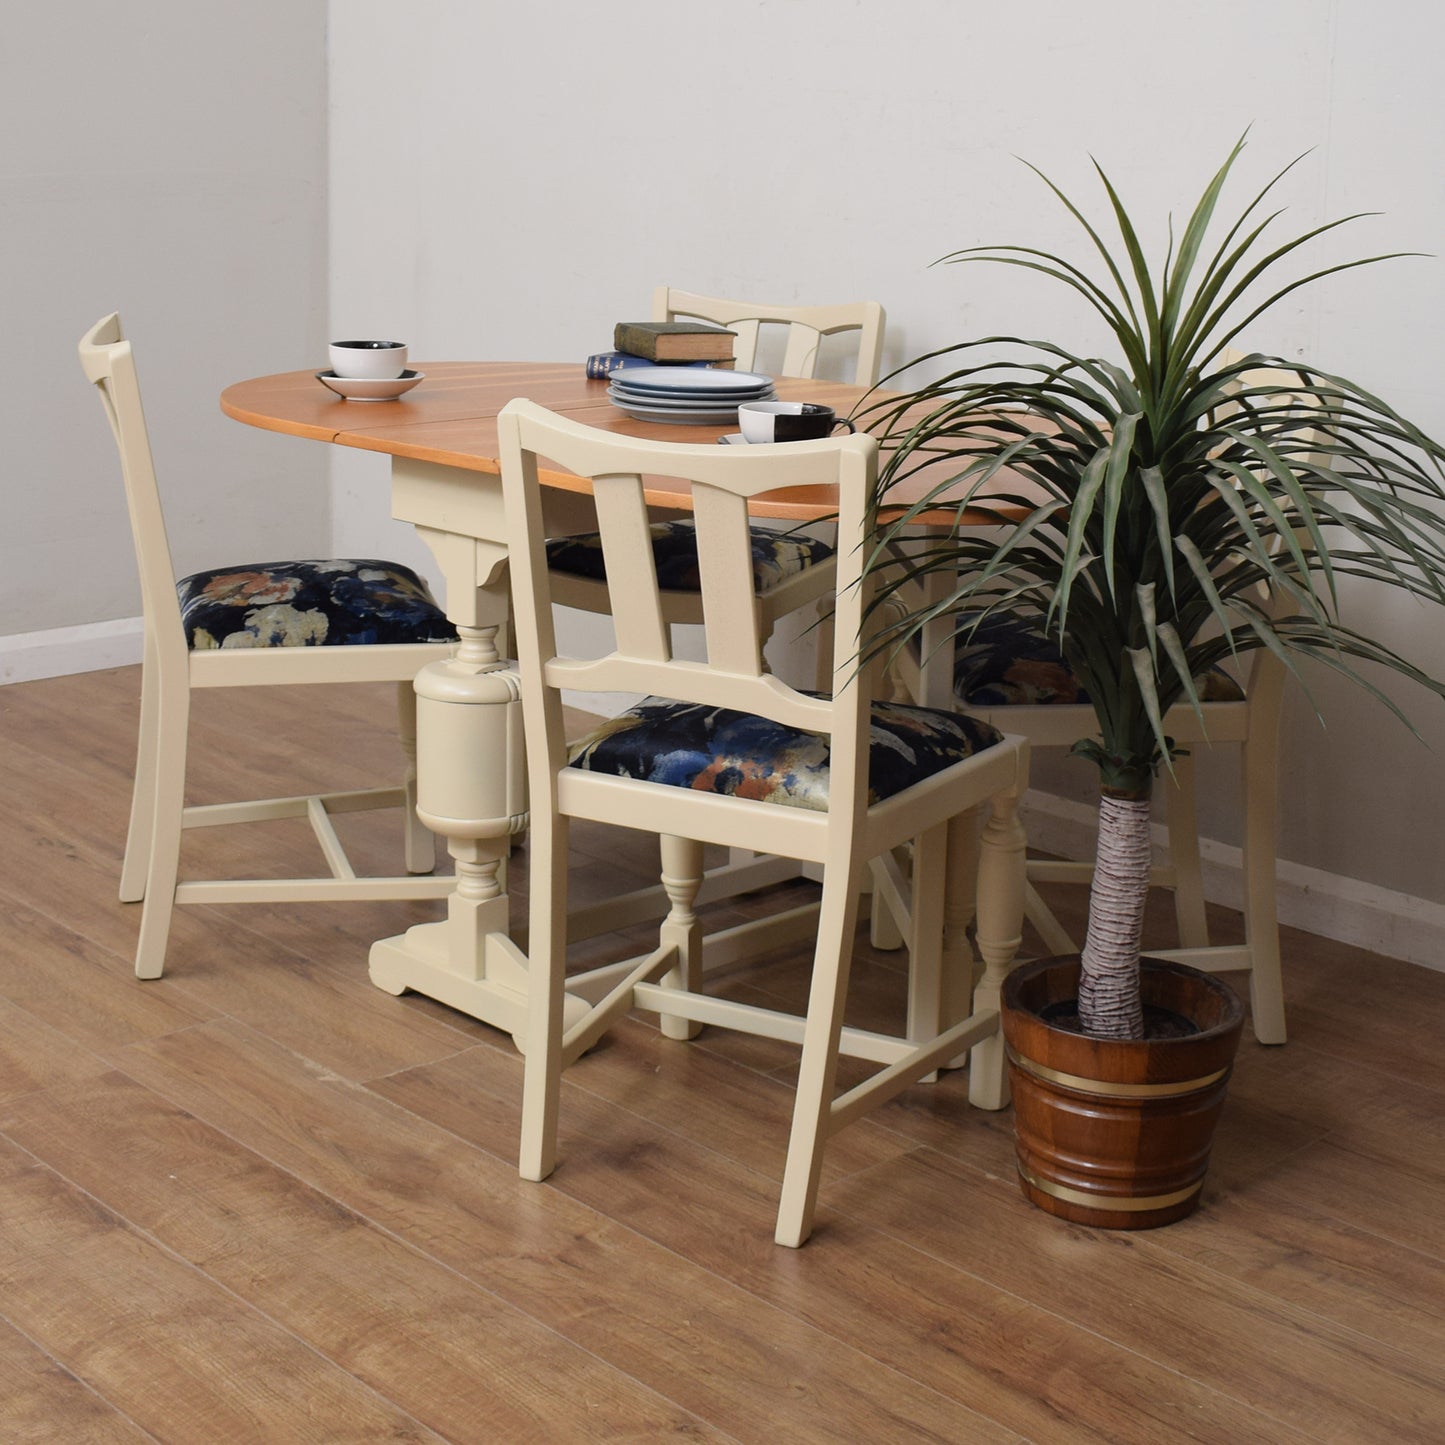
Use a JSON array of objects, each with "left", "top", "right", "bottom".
[
  {"left": 499, "top": 399, "right": 1029, "bottom": 1247},
  {"left": 544, "top": 289, "right": 886, "bottom": 671},
  {"left": 886, "top": 356, "right": 1311, "bottom": 1046},
  {"left": 79, "top": 314, "right": 458, "bottom": 980}
]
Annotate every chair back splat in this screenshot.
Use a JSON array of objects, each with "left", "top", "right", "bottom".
[{"left": 653, "top": 287, "right": 886, "bottom": 386}]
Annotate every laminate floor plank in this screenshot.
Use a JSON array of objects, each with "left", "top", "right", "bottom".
[
  {"left": 831, "top": 1147, "right": 1445, "bottom": 1444},
  {"left": 109, "top": 1018, "right": 1023, "bottom": 1444},
  {"left": 8, "top": 665, "right": 1445, "bottom": 1443},
  {"left": 1244, "top": 1136, "right": 1445, "bottom": 1261},
  {"left": 0, "top": 881, "right": 471, "bottom": 1086},
  {"left": 0, "top": 694, "right": 449, "bottom": 983},
  {"left": 372, "top": 1042, "right": 1316, "bottom": 1445},
  {"left": 0, "top": 995, "right": 116, "bottom": 1103},
  {"left": 1142, "top": 1186, "right": 1445, "bottom": 1363},
  {"left": 0, "top": 1073, "right": 731, "bottom": 1444},
  {"left": 1226, "top": 1036, "right": 1445, "bottom": 1178},
  {"left": 0, "top": 1136, "right": 444, "bottom": 1444},
  {"left": 386, "top": 1006, "right": 916, "bottom": 1198},
  {"left": 0, "top": 896, "right": 217, "bottom": 1051},
  {"left": 0, "top": 1314, "right": 156, "bottom": 1444}
]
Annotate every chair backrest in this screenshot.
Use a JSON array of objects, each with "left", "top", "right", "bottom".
[
  {"left": 77, "top": 314, "right": 186, "bottom": 657},
  {"left": 653, "top": 287, "right": 885, "bottom": 386},
  {"left": 499, "top": 399, "right": 880, "bottom": 822}
]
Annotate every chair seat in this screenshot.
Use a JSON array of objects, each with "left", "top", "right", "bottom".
[
  {"left": 568, "top": 696, "right": 1005, "bottom": 811},
  {"left": 177, "top": 559, "right": 457, "bottom": 650},
  {"left": 945, "top": 612, "right": 1245, "bottom": 707},
  {"left": 545, "top": 520, "right": 834, "bottom": 593}
]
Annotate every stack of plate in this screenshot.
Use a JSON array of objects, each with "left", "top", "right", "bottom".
[{"left": 608, "top": 367, "right": 775, "bottom": 425}]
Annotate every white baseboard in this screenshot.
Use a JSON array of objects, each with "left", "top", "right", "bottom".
[
  {"left": 0, "top": 618, "right": 145, "bottom": 685},
  {"left": 1021, "top": 790, "right": 1445, "bottom": 975}
]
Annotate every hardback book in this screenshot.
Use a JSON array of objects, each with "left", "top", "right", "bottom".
[
  {"left": 612, "top": 320, "right": 737, "bottom": 363},
  {"left": 586, "top": 351, "right": 735, "bottom": 379}
]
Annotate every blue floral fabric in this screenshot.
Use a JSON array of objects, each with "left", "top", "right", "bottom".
[
  {"left": 948, "top": 612, "right": 1244, "bottom": 706},
  {"left": 545, "top": 520, "right": 834, "bottom": 592},
  {"left": 177, "top": 559, "right": 457, "bottom": 650},
  {"left": 567, "top": 696, "right": 1005, "bottom": 812}
]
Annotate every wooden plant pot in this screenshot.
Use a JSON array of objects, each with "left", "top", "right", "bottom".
[{"left": 1001, "top": 956, "right": 1245, "bottom": 1229}]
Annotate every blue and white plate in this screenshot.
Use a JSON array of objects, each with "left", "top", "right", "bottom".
[
  {"left": 610, "top": 366, "right": 773, "bottom": 395},
  {"left": 610, "top": 399, "right": 753, "bottom": 426},
  {"left": 609, "top": 384, "right": 774, "bottom": 411}
]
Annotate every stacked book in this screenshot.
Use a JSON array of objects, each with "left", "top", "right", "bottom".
[{"left": 586, "top": 321, "right": 737, "bottom": 379}]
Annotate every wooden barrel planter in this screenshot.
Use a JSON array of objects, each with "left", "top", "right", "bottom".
[{"left": 1001, "top": 956, "right": 1245, "bottom": 1229}]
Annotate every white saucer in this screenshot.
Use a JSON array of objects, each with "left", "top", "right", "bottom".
[{"left": 316, "top": 369, "right": 424, "bottom": 401}]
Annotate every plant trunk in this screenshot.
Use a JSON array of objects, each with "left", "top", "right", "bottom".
[{"left": 1078, "top": 790, "right": 1151, "bottom": 1038}]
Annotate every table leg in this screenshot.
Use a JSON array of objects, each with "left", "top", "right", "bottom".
[{"left": 366, "top": 497, "right": 591, "bottom": 1044}]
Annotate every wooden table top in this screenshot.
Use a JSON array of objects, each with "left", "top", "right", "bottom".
[{"left": 221, "top": 362, "right": 1037, "bottom": 523}]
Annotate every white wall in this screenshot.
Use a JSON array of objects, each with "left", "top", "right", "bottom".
[
  {"left": 327, "top": 0, "right": 1445, "bottom": 916},
  {"left": 6, "top": 3, "right": 1440, "bottom": 930},
  {"left": 0, "top": 0, "right": 330, "bottom": 679}
]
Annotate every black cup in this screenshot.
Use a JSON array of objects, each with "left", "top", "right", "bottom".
[{"left": 739, "top": 401, "right": 858, "bottom": 443}]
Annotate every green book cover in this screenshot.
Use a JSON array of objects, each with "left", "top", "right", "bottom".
[{"left": 614, "top": 321, "right": 737, "bottom": 361}]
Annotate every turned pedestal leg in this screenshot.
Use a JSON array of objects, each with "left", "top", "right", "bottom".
[{"left": 369, "top": 620, "right": 588, "bottom": 1038}]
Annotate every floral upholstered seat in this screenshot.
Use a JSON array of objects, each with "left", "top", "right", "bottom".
[
  {"left": 176, "top": 559, "right": 457, "bottom": 650},
  {"left": 545, "top": 520, "right": 834, "bottom": 592},
  {"left": 948, "top": 612, "right": 1244, "bottom": 707},
  {"left": 568, "top": 696, "right": 1004, "bottom": 812}
]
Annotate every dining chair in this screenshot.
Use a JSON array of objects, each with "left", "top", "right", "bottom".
[
  {"left": 499, "top": 398, "right": 1029, "bottom": 1247},
  {"left": 78, "top": 314, "right": 459, "bottom": 980},
  {"left": 543, "top": 289, "right": 887, "bottom": 675},
  {"left": 884, "top": 355, "right": 1309, "bottom": 1046}
]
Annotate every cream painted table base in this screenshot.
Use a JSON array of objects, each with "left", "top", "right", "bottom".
[{"left": 365, "top": 457, "right": 600, "bottom": 1040}]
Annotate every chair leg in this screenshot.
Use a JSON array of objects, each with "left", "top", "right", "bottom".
[
  {"left": 774, "top": 861, "right": 863, "bottom": 1248},
  {"left": 941, "top": 807, "right": 981, "bottom": 1070},
  {"left": 519, "top": 810, "right": 570, "bottom": 1182},
  {"left": 906, "top": 823, "right": 949, "bottom": 1070},
  {"left": 969, "top": 783, "right": 1028, "bottom": 1110},
  {"left": 658, "top": 834, "right": 704, "bottom": 1041},
  {"left": 120, "top": 636, "right": 161, "bottom": 903},
  {"left": 1165, "top": 751, "right": 1210, "bottom": 949},
  {"left": 397, "top": 680, "right": 437, "bottom": 875},
  {"left": 134, "top": 679, "right": 190, "bottom": 980},
  {"left": 868, "top": 850, "right": 905, "bottom": 950},
  {"left": 1240, "top": 729, "right": 1286, "bottom": 1044}
]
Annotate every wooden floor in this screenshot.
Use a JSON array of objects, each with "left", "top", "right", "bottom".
[{"left": 2, "top": 667, "right": 1444, "bottom": 1443}]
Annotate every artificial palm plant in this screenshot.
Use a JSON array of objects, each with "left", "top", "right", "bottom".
[{"left": 860, "top": 136, "right": 1445, "bottom": 1041}]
